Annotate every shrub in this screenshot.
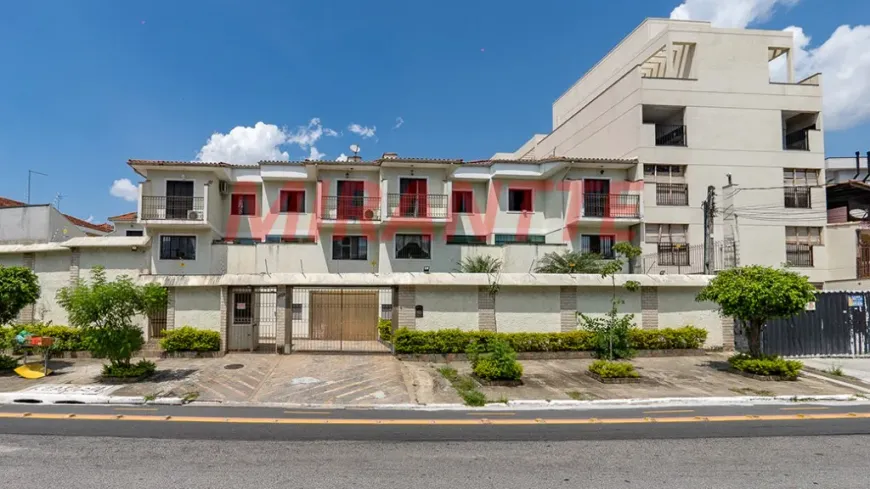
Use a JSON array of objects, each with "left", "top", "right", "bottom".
[
  {"left": 102, "top": 359, "right": 157, "bottom": 379},
  {"left": 160, "top": 327, "right": 221, "bottom": 352},
  {"left": 588, "top": 360, "right": 639, "bottom": 379},
  {"left": 0, "top": 354, "right": 18, "bottom": 371},
  {"left": 460, "top": 389, "right": 487, "bottom": 407},
  {"left": 629, "top": 326, "right": 708, "bottom": 350},
  {"left": 0, "top": 266, "right": 40, "bottom": 325},
  {"left": 728, "top": 353, "right": 803, "bottom": 380},
  {"left": 0, "top": 324, "right": 89, "bottom": 352},
  {"left": 467, "top": 339, "right": 523, "bottom": 381},
  {"left": 579, "top": 313, "right": 635, "bottom": 360},
  {"left": 378, "top": 319, "right": 393, "bottom": 342}
]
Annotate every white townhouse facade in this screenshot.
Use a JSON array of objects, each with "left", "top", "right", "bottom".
[{"left": 494, "top": 18, "right": 829, "bottom": 283}]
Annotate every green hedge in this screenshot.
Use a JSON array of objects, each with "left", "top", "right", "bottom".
[
  {"left": 0, "top": 324, "right": 89, "bottom": 352},
  {"left": 378, "top": 319, "right": 392, "bottom": 342},
  {"left": 160, "top": 327, "right": 221, "bottom": 352},
  {"left": 393, "top": 326, "right": 708, "bottom": 354},
  {"left": 588, "top": 360, "right": 639, "bottom": 378},
  {"left": 728, "top": 353, "right": 802, "bottom": 380}
]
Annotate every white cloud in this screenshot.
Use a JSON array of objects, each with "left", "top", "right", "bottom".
[
  {"left": 670, "top": 0, "right": 799, "bottom": 28},
  {"left": 670, "top": 1, "right": 870, "bottom": 130},
  {"left": 110, "top": 178, "right": 138, "bottom": 202},
  {"left": 394, "top": 117, "right": 404, "bottom": 129},
  {"left": 348, "top": 123, "right": 376, "bottom": 139},
  {"left": 308, "top": 147, "right": 326, "bottom": 160},
  {"left": 335, "top": 153, "right": 348, "bottom": 162},
  {"left": 195, "top": 118, "right": 337, "bottom": 164},
  {"left": 324, "top": 128, "right": 340, "bottom": 137}
]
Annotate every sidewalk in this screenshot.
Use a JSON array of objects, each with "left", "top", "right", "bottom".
[
  {"left": 0, "top": 353, "right": 864, "bottom": 407},
  {"left": 803, "top": 358, "right": 870, "bottom": 384}
]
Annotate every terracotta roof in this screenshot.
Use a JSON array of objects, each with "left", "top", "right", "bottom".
[
  {"left": 128, "top": 159, "right": 258, "bottom": 169},
  {"left": 63, "top": 214, "right": 114, "bottom": 233},
  {"left": 108, "top": 211, "right": 137, "bottom": 222},
  {"left": 0, "top": 196, "right": 26, "bottom": 207},
  {"left": 466, "top": 156, "right": 639, "bottom": 166}
]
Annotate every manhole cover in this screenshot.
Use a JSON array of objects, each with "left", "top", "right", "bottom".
[{"left": 224, "top": 364, "right": 244, "bottom": 370}]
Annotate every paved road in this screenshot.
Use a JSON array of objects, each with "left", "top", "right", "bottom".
[{"left": 0, "top": 433, "right": 866, "bottom": 488}]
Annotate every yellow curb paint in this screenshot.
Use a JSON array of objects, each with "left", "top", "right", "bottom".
[{"left": 0, "top": 411, "right": 868, "bottom": 426}]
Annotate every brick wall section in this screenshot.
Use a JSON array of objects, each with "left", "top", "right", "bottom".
[
  {"left": 641, "top": 287, "right": 659, "bottom": 330},
  {"left": 397, "top": 285, "right": 416, "bottom": 330},
  {"left": 721, "top": 315, "right": 735, "bottom": 351},
  {"left": 17, "top": 253, "right": 36, "bottom": 324},
  {"left": 165, "top": 287, "right": 176, "bottom": 331},
  {"left": 275, "top": 285, "right": 288, "bottom": 354},
  {"left": 478, "top": 286, "right": 496, "bottom": 332},
  {"left": 69, "top": 248, "right": 80, "bottom": 283},
  {"left": 219, "top": 287, "right": 229, "bottom": 352},
  {"left": 559, "top": 286, "right": 577, "bottom": 332}
]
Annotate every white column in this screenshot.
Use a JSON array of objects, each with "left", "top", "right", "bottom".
[{"left": 137, "top": 182, "right": 144, "bottom": 221}]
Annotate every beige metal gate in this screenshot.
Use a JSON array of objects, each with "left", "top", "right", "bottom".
[
  {"left": 291, "top": 287, "right": 393, "bottom": 352},
  {"left": 228, "top": 287, "right": 278, "bottom": 352}
]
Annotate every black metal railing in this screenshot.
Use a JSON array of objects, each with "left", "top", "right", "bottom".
[
  {"left": 141, "top": 196, "right": 204, "bottom": 220},
  {"left": 387, "top": 193, "right": 448, "bottom": 218},
  {"left": 656, "top": 183, "right": 689, "bottom": 206},
  {"left": 322, "top": 196, "right": 381, "bottom": 221},
  {"left": 786, "top": 243, "right": 814, "bottom": 267},
  {"left": 583, "top": 193, "right": 641, "bottom": 218},
  {"left": 641, "top": 241, "right": 737, "bottom": 275},
  {"left": 655, "top": 124, "right": 687, "bottom": 146},
  {"left": 784, "top": 186, "right": 811, "bottom": 208},
  {"left": 784, "top": 129, "right": 810, "bottom": 151}
]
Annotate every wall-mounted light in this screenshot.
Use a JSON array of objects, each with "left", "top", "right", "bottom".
[
  {"left": 423, "top": 266, "right": 430, "bottom": 273},
  {"left": 410, "top": 169, "right": 415, "bottom": 176},
  {"left": 345, "top": 172, "right": 350, "bottom": 179}
]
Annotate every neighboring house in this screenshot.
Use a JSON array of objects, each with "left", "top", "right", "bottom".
[
  {"left": 0, "top": 196, "right": 113, "bottom": 242},
  {"left": 826, "top": 152, "right": 870, "bottom": 184},
  {"left": 493, "top": 18, "right": 827, "bottom": 283},
  {"left": 108, "top": 212, "right": 144, "bottom": 236}
]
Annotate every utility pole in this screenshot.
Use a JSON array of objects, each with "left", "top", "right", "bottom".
[
  {"left": 702, "top": 185, "right": 716, "bottom": 275},
  {"left": 26, "top": 170, "right": 48, "bottom": 204}
]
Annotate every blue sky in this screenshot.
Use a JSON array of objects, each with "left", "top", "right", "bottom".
[{"left": 1, "top": 0, "right": 868, "bottom": 222}]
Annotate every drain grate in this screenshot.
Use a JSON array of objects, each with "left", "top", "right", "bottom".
[{"left": 224, "top": 364, "right": 244, "bottom": 370}]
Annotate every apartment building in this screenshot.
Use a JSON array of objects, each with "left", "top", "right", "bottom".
[
  {"left": 494, "top": 18, "right": 827, "bottom": 283},
  {"left": 128, "top": 155, "right": 644, "bottom": 276}
]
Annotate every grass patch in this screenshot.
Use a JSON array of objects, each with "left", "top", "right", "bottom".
[
  {"left": 0, "top": 354, "right": 18, "bottom": 371},
  {"left": 181, "top": 391, "right": 200, "bottom": 403},
  {"left": 826, "top": 364, "right": 845, "bottom": 377},
  {"left": 588, "top": 360, "right": 639, "bottom": 379},
  {"left": 566, "top": 391, "right": 597, "bottom": 401},
  {"left": 729, "top": 387, "right": 775, "bottom": 397},
  {"left": 101, "top": 360, "right": 157, "bottom": 379},
  {"left": 437, "top": 365, "right": 489, "bottom": 407},
  {"left": 728, "top": 353, "right": 802, "bottom": 380},
  {"left": 143, "top": 393, "right": 157, "bottom": 402}
]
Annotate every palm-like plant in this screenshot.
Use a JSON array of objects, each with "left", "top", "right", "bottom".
[
  {"left": 535, "top": 250, "right": 603, "bottom": 274},
  {"left": 458, "top": 255, "right": 503, "bottom": 273}
]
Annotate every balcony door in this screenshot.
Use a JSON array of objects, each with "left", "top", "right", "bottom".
[
  {"left": 399, "top": 178, "right": 427, "bottom": 217},
  {"left": 166, "top": 181, "right": 194, "bottom": 219},
  {"left": 584, "top": 179, "right": 609, "bottom": 218},
  {"left": 337, "top": 180, "right": 365, "bottom": 220}
]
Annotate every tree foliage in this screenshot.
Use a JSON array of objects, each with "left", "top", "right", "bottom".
[
  {"left": 696, "top": 265, "right": 816, "bottom": 357},
  {"left": 535, "top": 250, "right": 603, "bottom": 274},
  {"left": 0, "top": 266, "right": 40, "bottom": 325},
  {"left": 57, "top": 267, "right": 168, "bottom": 367}
]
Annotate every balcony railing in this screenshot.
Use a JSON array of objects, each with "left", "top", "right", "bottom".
[
  {"left": 582, "top": 193, "right": 641, "bottom": 218},
  {"left": 784, "top": 129, "right": 810, "bottom": 151},
  {"left": 784, "top": 186, "right": 811, "bottom": 208},
  {"left": 656, "top": 183, "right": 689, "bottom": 206},
  {"left": 640, "top": 241, "right": 737, "bottom": 275},
  {"left": 387, "top": 193, "right": 448, "bottom": 218},
  {"left": 141, "top": 196, "right": 204, "bottom": 221},
  {"left": 655, "top": 124, "right": 687, "bottom": 147},
  {"left": 321, "top": 196, "right": 381, "bottom": 221}
]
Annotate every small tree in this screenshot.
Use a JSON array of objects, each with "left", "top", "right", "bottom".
[
  {"left": 696, "top": 265, "right": 815, "bottom": 358},
  {"left": 535, "top": 250, "right": 603, "bottom": 274},
  {"left": 458, "top": 255, "right": 503, "bottom": 330},
  {"left": 57, "top": 267, "right": 167, "bottom": 368},
  {"left": 0, "top": 266, "right": 40, "bottom": 325}
]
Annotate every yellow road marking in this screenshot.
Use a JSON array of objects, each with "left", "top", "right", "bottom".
[
  {"left": 0, "top": 411, "right": 868, "bottom": 425},
  {"left": 642, "top": 410, "right": 695, "bottom": 414},
  {"left": 466, "top": 412, "right": 516, "bottom": 416},
  {"left": 780, "top": 407, "right": 830, "bottom": 411}
]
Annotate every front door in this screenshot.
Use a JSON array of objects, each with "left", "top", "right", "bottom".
[
  {"left": 228, "top": 288, "right": 256, "bottom": 351},
  {"left": 399, "top": 178, "right": 427, "bottom": 217},
  {"left": 166, "top": 181, "right": 194, "bottom": 219},
  {"left": 337, "top": 181, "right": 365, "bottom": 220},
  {"left": 584, "top": 179, "right": 610, "bottom": 217}
]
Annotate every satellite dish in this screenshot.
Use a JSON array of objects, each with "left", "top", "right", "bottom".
[
  {"left": 349, "top": 144, "right": 360, "bottom": 155},
  {"left": 849, "top": 208, "right": 869, "bottom": 220}
]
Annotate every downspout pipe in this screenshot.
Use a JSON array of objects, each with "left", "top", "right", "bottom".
[{"left": 856, "top": 151, "right": 862, "bottom": 180}]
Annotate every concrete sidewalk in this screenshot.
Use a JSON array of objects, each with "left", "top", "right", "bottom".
[{"left": 803, "top": 358, "right": 870, "bottom": 384}]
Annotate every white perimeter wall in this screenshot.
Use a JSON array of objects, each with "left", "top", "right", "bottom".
[
  {"left": 658, "top": 287, "right": 722, "bottom": 347},
  {"left": 174, "top": 287, "right": 222, "bottom": 331},
  {"left": 494, "top": 286, "right": 561, "bottom": 333},
  {"left": 415, "top": 285, "right": 478, "bottom": 331},
  {"left": 33, "top": 252, "right": 71, "bottom": 325}
]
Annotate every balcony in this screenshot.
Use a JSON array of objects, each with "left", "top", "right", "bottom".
[
  {"left": 321, "top": 196, "right": 381, "bottom": 221},
  {"left": 784, "top": 129, "right": 810, "bottom": 151},
  {"left": 655, "top": 124, "right": 687, "bottom": 147},
  {"left": 582, "top": 193, "right": 641, "bottom": 219},
  {"left": 387, "top": 193, "right": 448, "bottom": 219},
  {"left": 656, "top": 183, "right": 689, "bottom": 206},
  {"left": 140, "top": 196, "right": 205, "bottom": 222}
]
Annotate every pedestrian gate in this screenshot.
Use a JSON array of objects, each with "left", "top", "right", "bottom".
[{"left": 227, "top": 287, "right": 278, "bottom": 352}]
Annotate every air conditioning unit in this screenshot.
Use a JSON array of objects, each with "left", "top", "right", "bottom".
[
  {"left": 187, "top": 210, "right": 202, "bottom": 220},
  {"left": 363, "top": 208, "right": 376, "bottom": 220},
  {"left": 219, "top": 180, "right": 230, "bottom": 195}
]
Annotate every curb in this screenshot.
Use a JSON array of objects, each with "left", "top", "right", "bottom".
[{"left": 0, "top": 392, "right": 185, "bottom": 406}]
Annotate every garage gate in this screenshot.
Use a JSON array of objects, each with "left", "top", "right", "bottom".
[{"left": 290, "top": 287, "right": 394, "bottom": 353}]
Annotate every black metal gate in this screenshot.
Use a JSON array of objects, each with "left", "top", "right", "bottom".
[
  {"left": 290, "top": 287, "right": 394, "bottom": 353},
  {"left": 757, "top": 291, "right": 870, "bottom": 357}
]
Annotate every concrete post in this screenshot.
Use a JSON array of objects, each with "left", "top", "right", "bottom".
[
  {"left": 559, "top": 286, "right": 577, "bottom": 332},
  {"left": 18, "top": 253, "right": 36, "bottom": 324},
  {"left": 166, "top": 287, "right": 176, "bottom": 331},
  {"left": 478, "top": 286, "right": 496, "bottom": 332},
  {"left": 722, "top": 315, "right": 735, "bottom": 351},
  {"left": 397, "top": 285, "right": 416, "bottom": 330},
  {"left": 275, "top": 285, "right": 289, "bottom": 354},
  {"left": 220, "top": 287, "right": 229, "bottom": 352},
  {"left": 641, "top": 287, "right": 659, "bottom": 330},
  {"left": 69, "top": 248, "right": 80, "bottom": 284}
]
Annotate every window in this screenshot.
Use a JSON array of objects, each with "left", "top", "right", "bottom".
[
  {"left": 452, "top": 190, "right": 473, "bottom": 213},
  {"left": 644, "top": 223, "right": 688, "bottom": 244},
  {"left": 656, "top": 183, "right": 688, "bottom": 206},
  {"left": 381, "top": 304, "right": 393, "bottom": 318},
  {"left": 265, "top": 235, "right": 316, "bottom": 244},
  {"left": 643, "top": 165, "right": 685, "bottom": 182},
  {"left": 230, "top": 194, "right": 256, "bottom": 215},
  {"left": 125, "top": 230, "right": 144, "bottom": 237},
  {"left": 332, "top": 236, "right": 367, "bottom": 260},
  {"left": 785, "top": 226, "right": 822, "bottom": 267},
  {"left": 446, "top": 235, "right": 488, "bottom": 245},
  {"left": 396, "top": 234, "right": 431, "bottom": 259},
  {"left": 508, "top": 188, "right": 533, "bottom": 212},
  {"left": 783, "top": 169, "right": 818, "bottom": 209},
  {"left": 279, "top": 190, "right": 305, "bottom": 213},
  {"left": 160, "top": 235, "right": 196, "bottom": 260},
  {"left": 658, "top": 243, "right": 690, "bottom": 266},
  {"left": 494, "top": 234, "right": 546, "bottom": 245},
  {"left": 581, "top": 235, "right": 615, "bottom": 259},
  {"left": 291, "top": 303, "right": 303, "bottom": 321}
]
